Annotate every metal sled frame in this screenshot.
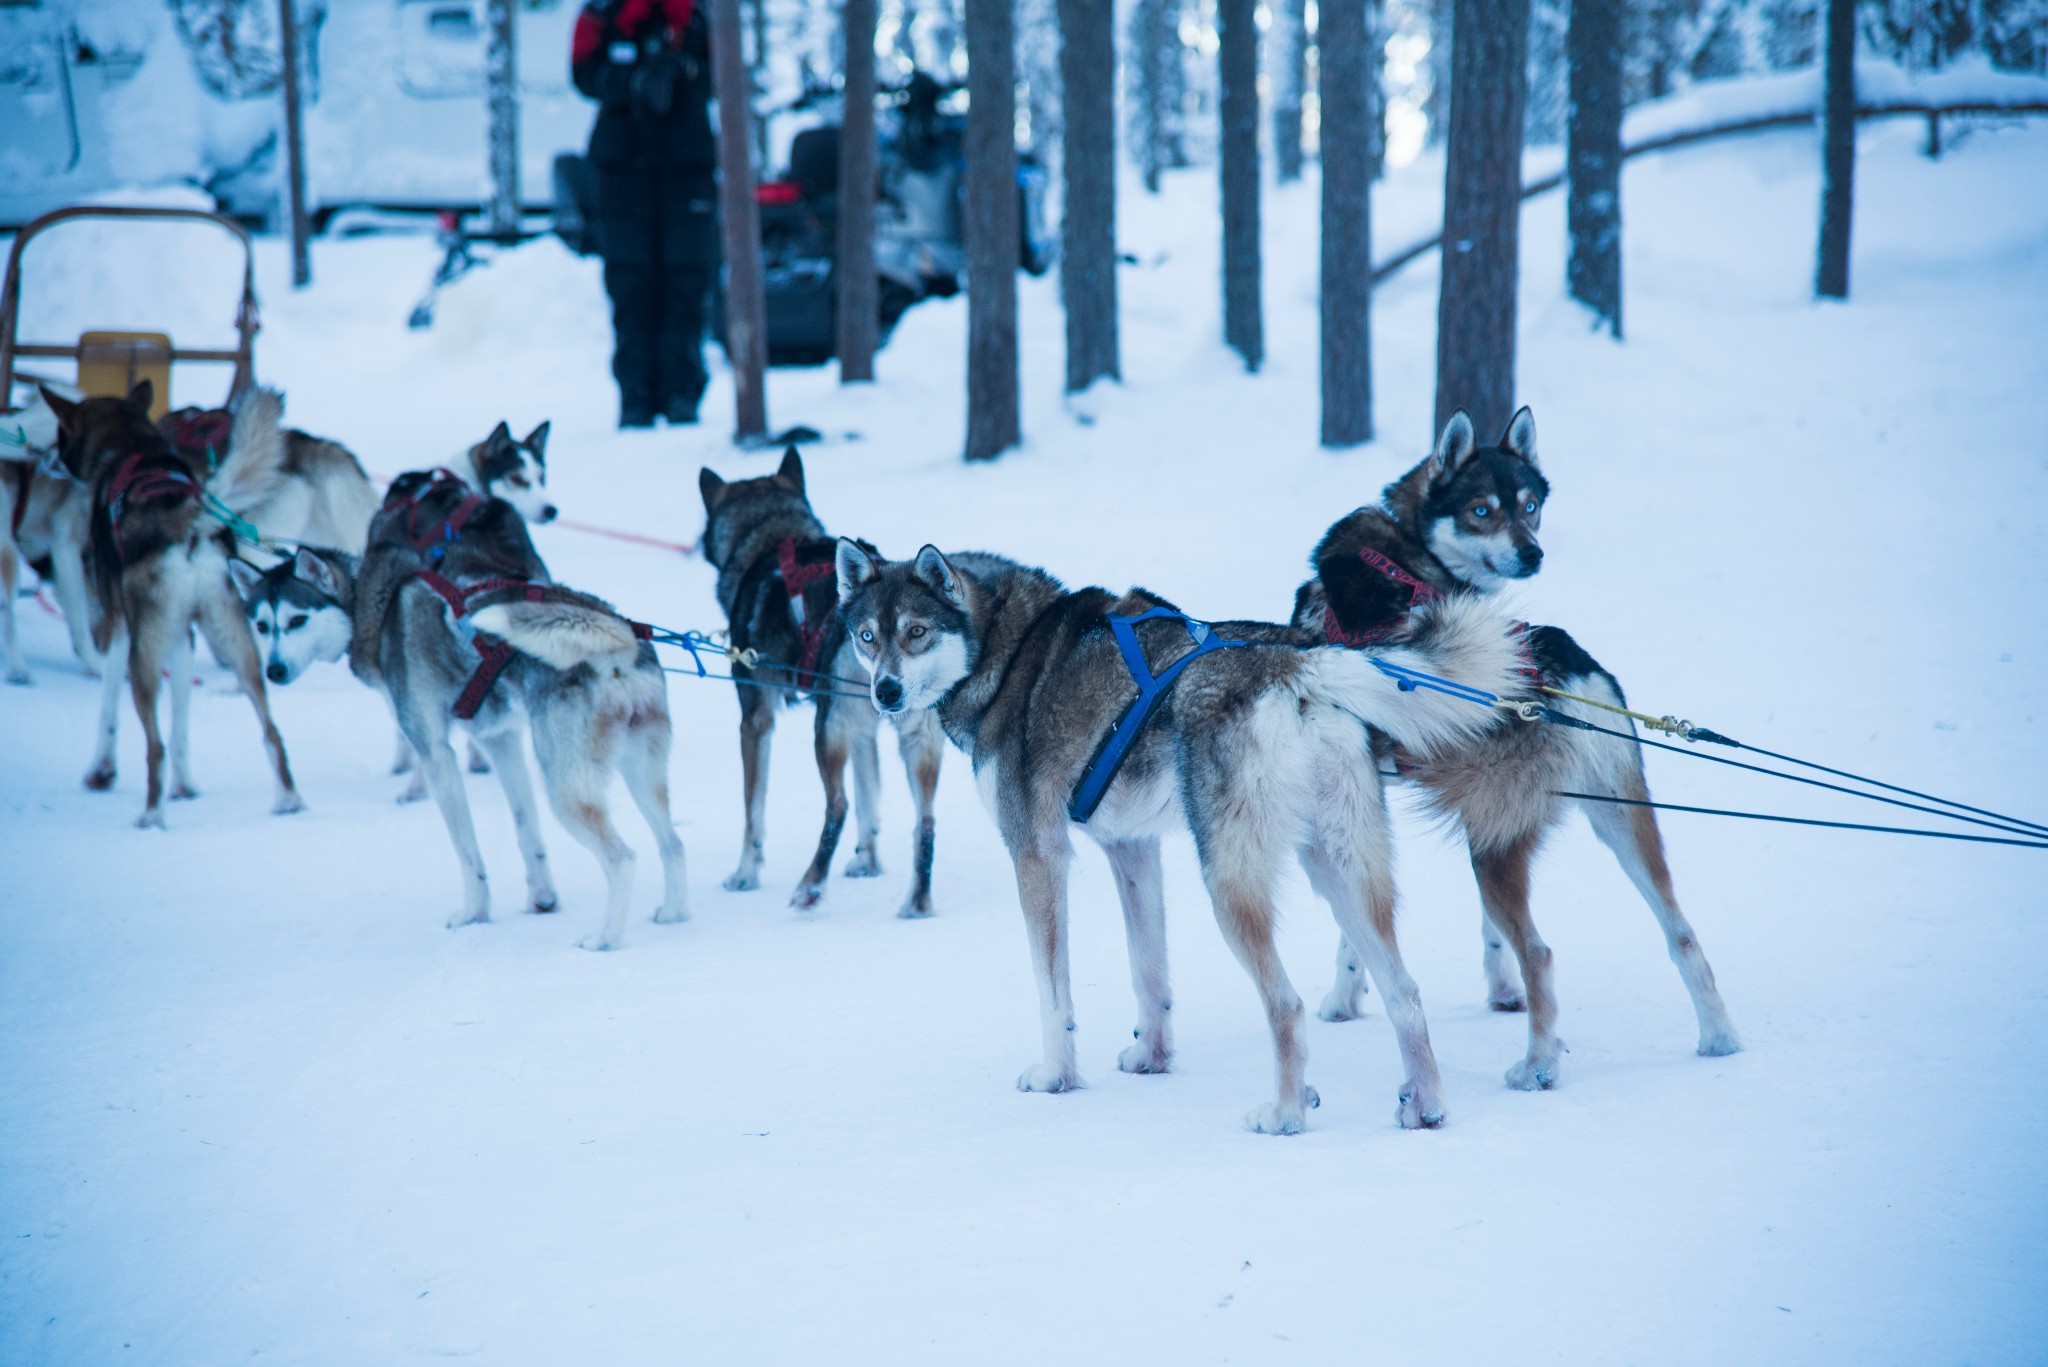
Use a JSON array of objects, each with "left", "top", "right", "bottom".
[{"left": 0, "top": 205, "right": 259, "bottom": 409}]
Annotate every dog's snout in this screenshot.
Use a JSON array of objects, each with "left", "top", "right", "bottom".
[
  {"left": 1517, "top": 543, "right": 1543, "bottom": 573},
  {"left": 873, "top": 675, "right": 904, "bottom": 711},
  {"left": 539, "top": 504, "right": 559, "bottom": 524},
  {"left": 265, "top": 662, "right": 289, "bottom": 684}
]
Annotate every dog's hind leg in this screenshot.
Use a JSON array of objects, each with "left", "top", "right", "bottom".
[
  {"left": 49, "top": 536, "right": 101, "bottom": 675},
  {"left": 723, "top": 689, "right": 774, "bottom": 891},
  {"left": 1012, "top": 839, "right": 1080, "bottom": 1093},
  {"left": 1, "top": 540, "right": 25, "bottom": 684},
  {"left": 790, "top": 707, "right": 851, "bottom": 911},
  {"left": 1482, "top": 907, "right": 1528, "bottom": 1011},
  {"left": 1100, "top": 837, "right": 1173, "bottom": 1075},
  {"left": 1472, "top": 834, "right": 1563, "bottom": 1089},
  {"left": 1580, "top": 777, "right": 1740, "bottom": 1056},
  {"left": 1317, "top": 934, "right": 1372, "bottom": 1022},
  {"left": 195, "top": 587, "right": 301, "bottom": 815},
  {"left": 893, "top": 711, "right": 942, "bottom": 919},
  {"left": 532, "top": 731, "right": 637, "bottom": 951},
  {"left": 166, "top": 628, "right": 198, "bottom": 799},
  {"left": 1206, "top": 868, "right": 1315, "bottom": 1134},
  {"left": 466, "top": 738, "right": 492, "bottom": 775},
  {"left": 412, "top": 730, "right": 493, "bottom": 928},
  {"left": 125, "top": 616, "right": 172, "bottom": 828},
  {"left": 85, "top": 619, "right": 127, "bottom": 790},
  {"left": 620, "top": 717, "right": 689, "bottom": 926},
  {"left": 475, "top": 725, "right": 558, "bottom": 914},
  {"left": 843, "top": 708, "right": 885, "bottom": 879}
]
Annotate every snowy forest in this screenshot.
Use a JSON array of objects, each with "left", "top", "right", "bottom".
[{"left": 3, "top": 0, "right": 2046, "bottom": 1363}]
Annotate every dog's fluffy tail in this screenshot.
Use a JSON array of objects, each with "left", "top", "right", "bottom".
[
  {"left": 207, "top": 386, "right": 290, "bottom": 514},
  {"left": 1307, "top": 593, "right": 1527, "bottom": 758},
  {"left": 470, "top": 598, "right": 641, "bottom": 670}
]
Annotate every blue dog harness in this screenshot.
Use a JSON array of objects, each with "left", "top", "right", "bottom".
[{"left": 1067, "top": 608, "right": 1259, "bottom": 823}]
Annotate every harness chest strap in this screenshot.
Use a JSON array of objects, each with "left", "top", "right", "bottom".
[
  {"left": 775, "top": 536, "right": 837, "bottom": 688},
  {"left": 415, "top": 569, "right": 545, "bottom": 720},
  {"left": 1323, "top": 546, "right": 1439, "bottom": 648}
]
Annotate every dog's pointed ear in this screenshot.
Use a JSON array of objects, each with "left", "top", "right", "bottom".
[
  {"left": 775, "top": 444, "right": 805, "bottom": 493},
  {"left": 38, "top": 385, "right": 81, "bottom": 435},
  {"left": 1427, "top": 410, "right": 1477, "bottom": 480},
  {"left": 698, "top": 466, "right": 727, "bottom": 511},
  {"left": 835, "top": 536, "right": 878, "bottom": 602},
  {"left": 912, "top": 544, "right": 965, "bottom": 608},
  {"left": 293, "top": 548, "right": 346, "bottom": 602},
  {"left": 125, "top": 378, "right": 154, "bottom": 414},
  {"left": 485, "top": 420, "right": 513, "bottom": 452},
  {"left": 227, "top": 558, "right": 265, "bottom": 603},
  {"left": 1499, "top": 406, "right": 1537, "bottom": 467},
  {"left": 522, "top": 420, "right": 550, "bottom": 461}
]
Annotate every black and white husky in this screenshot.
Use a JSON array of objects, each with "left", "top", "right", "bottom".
[
  {"left": 836, "top": 541, "right": 1529, "bottom": 1132},
  {"left": 699, "top": 447, "right": 945, "bottom": 916},
  {"left": 240, "top": 475, "right": 686, "bottom": 948},
  {"left": 1292, "top": 408, "right": 1740, "bottom": 1091}
]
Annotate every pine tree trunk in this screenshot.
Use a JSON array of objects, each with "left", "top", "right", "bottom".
[
  {"left": 277, "top": 0, "right": 311, "bottom": 287},
  {"left": 1321, "top": 0, "right": 1372, "bottom": 447},
  {"left": 484, "top": 0, "right": 520, "bottom": 239},
  {"left": 1424, "top": 0, "right": 1452, "bottom": 146},
  {"left": 1432, "top": 0, "right": 1528, "bottom": 438},
  {"left": 1060, "top": 0, "right": 1120, "bottom": 392},
  {"left": 1273, "top": 0, "right": 1309, "bottom": 184},
  {"left": 1566, "top": 0, "right": 1623, "bottom": 337},
  {"left": 712, "top": 0, "right": 768, "bottom": 439},
  {"left": 1816, "top": 0, "right": 1856, "bottom": 299},
  {"left": 1218, "top": 0, "right": 1263, "bottom": 371},
  {"left": 964, "top": 0, "right": 1021, "bottom": 460},
  {"left": 1134, "top": 0, "right": 1169, "bottom": 193},
  {"left": 838, "top": 0, "right": 880, "bottom": 382}
]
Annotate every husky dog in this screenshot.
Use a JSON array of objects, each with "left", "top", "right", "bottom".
[
  {"left": 205, "top": 387, "right": 381, "bottom": 556},
  {"left": 315, "top": 472, "right": 686, "bottom": 946},
  {"left": 1, "top": 388, "right": 100, "bottom": 681},
  {"left": 465, "top": 420, "right": 557, "bottom": 526},
  {"left": 41, "top": 382, "right": 301, "bottom": 826},
  {"left": 1293, "top": 408, "right": 1739, "bottom": 1090},
  {"left": 698, "top": 447, "right": 945, "bottom": 916},
  {"left": 836, "top": 541, "right": 1528, "bottom": 1131}
]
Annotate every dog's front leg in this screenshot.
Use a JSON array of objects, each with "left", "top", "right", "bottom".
[
  {"left": 1100, "top": 837, "right": 1173, "bottom": 1074},
  {"left": 893, "top": 712, "right": 942, "bottom": 919},
  {"left": 723, "top": 691, "right": 774, "bottom": 891},
  {"left": 195, "top": 588, "right": 300, "bottom": 815},
  {"left": 84, "top": 619, "right": 127, "bottom": 790},
  {"left": 1, "top": 542, "right": 25, "bottom": 684},
  {"left": 1317, "top": 934, "right": 1372, "bottom": 1022},
  {"left": 414, "top": 733, "right": 493, "bottom": 928},
  {"left": 791, "top": 711, "right": 851, "bottom": 911},
  {"left": 166, "top": 629, "right": 198, "bottom": 800},
  {"left": 843, "top": 712, "right": 885, "bottom": 879},
  {"left": 476, "top": 725, "right": 557, "bottom": 914},
  {"left": 1012, "top": 840, "right": 1079, "bottom": 1093}
]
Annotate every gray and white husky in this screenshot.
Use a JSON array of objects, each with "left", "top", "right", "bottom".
[
  {"left": 240, "top": 475, "right": 685, "bottom": 948},
  {"left": 464, "top": 419, "right": 557, "bottom": 527},
  {"left": 836, "top": 541, "right": 1529, "bottom": 1132},
  {"left": 1, "top": 387, "right": 99, "bottom": 682},
  {"left": 1292, "top": 408, "right": 1740, "bottom": 1091}
]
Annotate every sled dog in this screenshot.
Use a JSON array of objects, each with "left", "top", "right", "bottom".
[
  {"left": 278, "top": 471, "right": 685, "bottom": 946},
  {"left": 1292, "top": 407, "right": 1739, "bottom": 1089},
  {"left": 1, "top": 387, "right": 100, "bottom": 681},
  {"left": 465, "top": 419, "right": 557, "bottom": 526},
  {"left": 836, "top": 540, "right": 1528, "bottom": 1131},
  {"left": 699, "top": 447, "right": 945, "bottom": 916},
  {"left": 203, "top": 387, "right": 381, "bottom": 557},
  {"left": 42, "top": 382, "right": 301, "bottom": 826}
]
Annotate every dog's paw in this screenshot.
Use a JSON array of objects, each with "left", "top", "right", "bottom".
[
  {"left": 843, "top": 848, "right": 883, "bottom": 878},
  {"left": 170, "top": 782, "right": 200, "bottom": 802},
  {"left": 1395, "top": 1086, "right": 1446, "bottom": 1130},
  {"left": 1317, "top": 989, "right": 1368, "bottom": 1023},
  {"left": 1117, "top": 1038, "right": 1171, "bottom": 1075},
  {"left": 272, "top": 791, "right": 305, "bottom": 816},
  {"left": 1017, "top": 1063, "right": 1079, "bottom": 1094},
  {"left": 528, "top": 892, "right": 559, "bottom": 915},
  {"left": 896, "top": 896, "right": 935, "bottom": 920},
  {"left": 1244, "top": 1101, "right": 1308, "bottom": 1136},
  {"left": 577, "top": 933, "right": 620, "bottom": 952},
  {"left": 395, "top": 778, "right": 428, "bottom": 805},
  {"left": 722, "top": 869, "right": 760, "bottom": 893},
  {"left": 1697, "top": 1029, "right": 1742, "bottom": 1058},
  {"left": 446, "top": 907, "right": 490, "bottom": 930},
  {"left": 1487, "top": 991, "right": 1528, "bottom": 1013},
  {"left": 5, "top": 667, "right": 30, "bottom": 686},
  {"left": 133, "top": 807, "right": 166, "bottom": 830},
  {"left": 789, "top": 882, "right": 824, "bottom": 912},
  {"left": 466, "top": 749, "right": 492, "bottom": 775},
  {"left": 652, "top": 902, "right": 689, "bottom": 925},
  {"left": 1505, "top": 1053, "right": 1561, "bottom": 1091},
  {"left": 83, "top": 764, "right": 116, "bottom": 792}
]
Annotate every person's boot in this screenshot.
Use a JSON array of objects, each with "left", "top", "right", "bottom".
[
  {"left": 663, "top": 396, "right": 700, "bottom": 426},
  {"left": 619, "top": 400, "right": 656, "bottom": 429}
]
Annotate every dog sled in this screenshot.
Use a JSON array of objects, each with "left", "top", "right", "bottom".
[{"left": 1, "top": 204, "right": 259, "bottom": 419}]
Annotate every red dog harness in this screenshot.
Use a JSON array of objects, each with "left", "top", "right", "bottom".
[
  {"left": 385, "top": 469, "right": 486, "bottom": 557},
  {"left": 103, "top": 449, "right": 203, "bottom": 561},
  {"left": 415, "top": 570, "right": 547, "bottom": 719},
  {"left": 1322, "top": 547, "right": 1439, "bottom": 648},
  {"left": 776, "top": 536, "right": 837, "bottom": 690},
  {"left": 158, "top": 407, "right": 234, "bottom": 467}
]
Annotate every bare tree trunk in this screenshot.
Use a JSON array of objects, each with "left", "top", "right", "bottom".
[
  {"left": 1273, "top": 0, "right": 1309, "bottom": 183},
  {"left": 1567, "top": 0, "right": 1623, "bottom": 336},
  {"left": 1321, "top": 0, "right": 1372, "bottom": 446},
  {"left": 838, "top": 0, "right": 880, "bottom": 382},
  {"left": 749, "top": 0, "right": 771, "bottom": 176},
  {"left": 1425, "top": 0, "right": 1452, "bottom": 146},
  {"left": 1218, "top": 0, "right": 1262, "bottom": 371},
  {"left": 1134, "top": 0, "right": 1174, "bottom": 193},
  {"left": 964, "top": 0, "right": 1021, "bottom": 460},
  {"left": 712, "top": 0, "right": 768, "bottom": 440},
  {"left": 278, "top": 0, "right": 311, "bottom": 287},
  {"left": 1816, "top": 0, "right": 1856, "bottom": 299},
  {"left": 1433, "top": 0, "right": 1528, "bottom": 438},
  {"left": 484, "top": 0, "right": 520, "bottom": 239},
  {"left": 1060, "top": 0, "right": 1120, "bottom": 392}
]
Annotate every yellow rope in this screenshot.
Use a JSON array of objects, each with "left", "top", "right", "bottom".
[{"left": 1538, "top": 685, "right": 1704, "bottom": 741}]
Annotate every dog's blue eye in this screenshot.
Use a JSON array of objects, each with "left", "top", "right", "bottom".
[
  {"left": 1524, "top": 501, "right": 1537, "bottom": 514},
  {"left": 860, "top": 629, "right": 874, "bottom": 643},
  {"left": 1473, "top": 505, "right": 1490, "bottom": 518}
]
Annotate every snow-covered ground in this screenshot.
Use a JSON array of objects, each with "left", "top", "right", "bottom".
[{"left": 4, "top": 114, "right": 2046, "bottom": 1364}]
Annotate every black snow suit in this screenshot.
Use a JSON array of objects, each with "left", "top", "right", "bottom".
[{"left": 572, "top": 0, "right": 718, "bottom": 422}]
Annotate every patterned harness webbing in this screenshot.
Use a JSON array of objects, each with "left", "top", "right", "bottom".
[
  {"left": 386, "top": 469, "right": 485, "bottom": 558},
  {"left": 158, "top": 407, "right": 234, "bottom": 467},
  {"left": 104, "top": 448, "right": 203, "bottom": 561},
  {"left": 414, "top": 570, "right": 655, "bottom": 720},
  {"left": 776, "top": 536, "right": 838, "bottom": 691},
  {"left": 1322, "top": 546, "right": 1439, "bottom": 647}
]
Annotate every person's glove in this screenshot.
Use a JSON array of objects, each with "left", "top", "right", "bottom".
[{"left": 628, "top": 48, "right": 683, "bottom": 118}]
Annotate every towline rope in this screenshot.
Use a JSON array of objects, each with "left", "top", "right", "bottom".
[{"left": 644, "top": 625, "right": 875, "bottom": 702}]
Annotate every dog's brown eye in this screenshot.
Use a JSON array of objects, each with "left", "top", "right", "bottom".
[
  {"left": 287, "top": 614, "right": 308, "bottom": 630},
  {"left": 509, "top": 475, "right": 529, "bottom": 489},
  {"left": 255, "top": 620, "right": 271, "bottom": 634},
  {"left": 908, "top": 625, "right": 926, "bottom": 639}
]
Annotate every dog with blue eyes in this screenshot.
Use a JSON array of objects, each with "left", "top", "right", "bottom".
[{"left": 1291, "top": 407, "right": 1741, "bottom": 1094}]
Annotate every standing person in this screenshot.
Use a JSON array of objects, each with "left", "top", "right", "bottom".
[{"left": 572, "top": 0, "right": 719, "bottom": 428}]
